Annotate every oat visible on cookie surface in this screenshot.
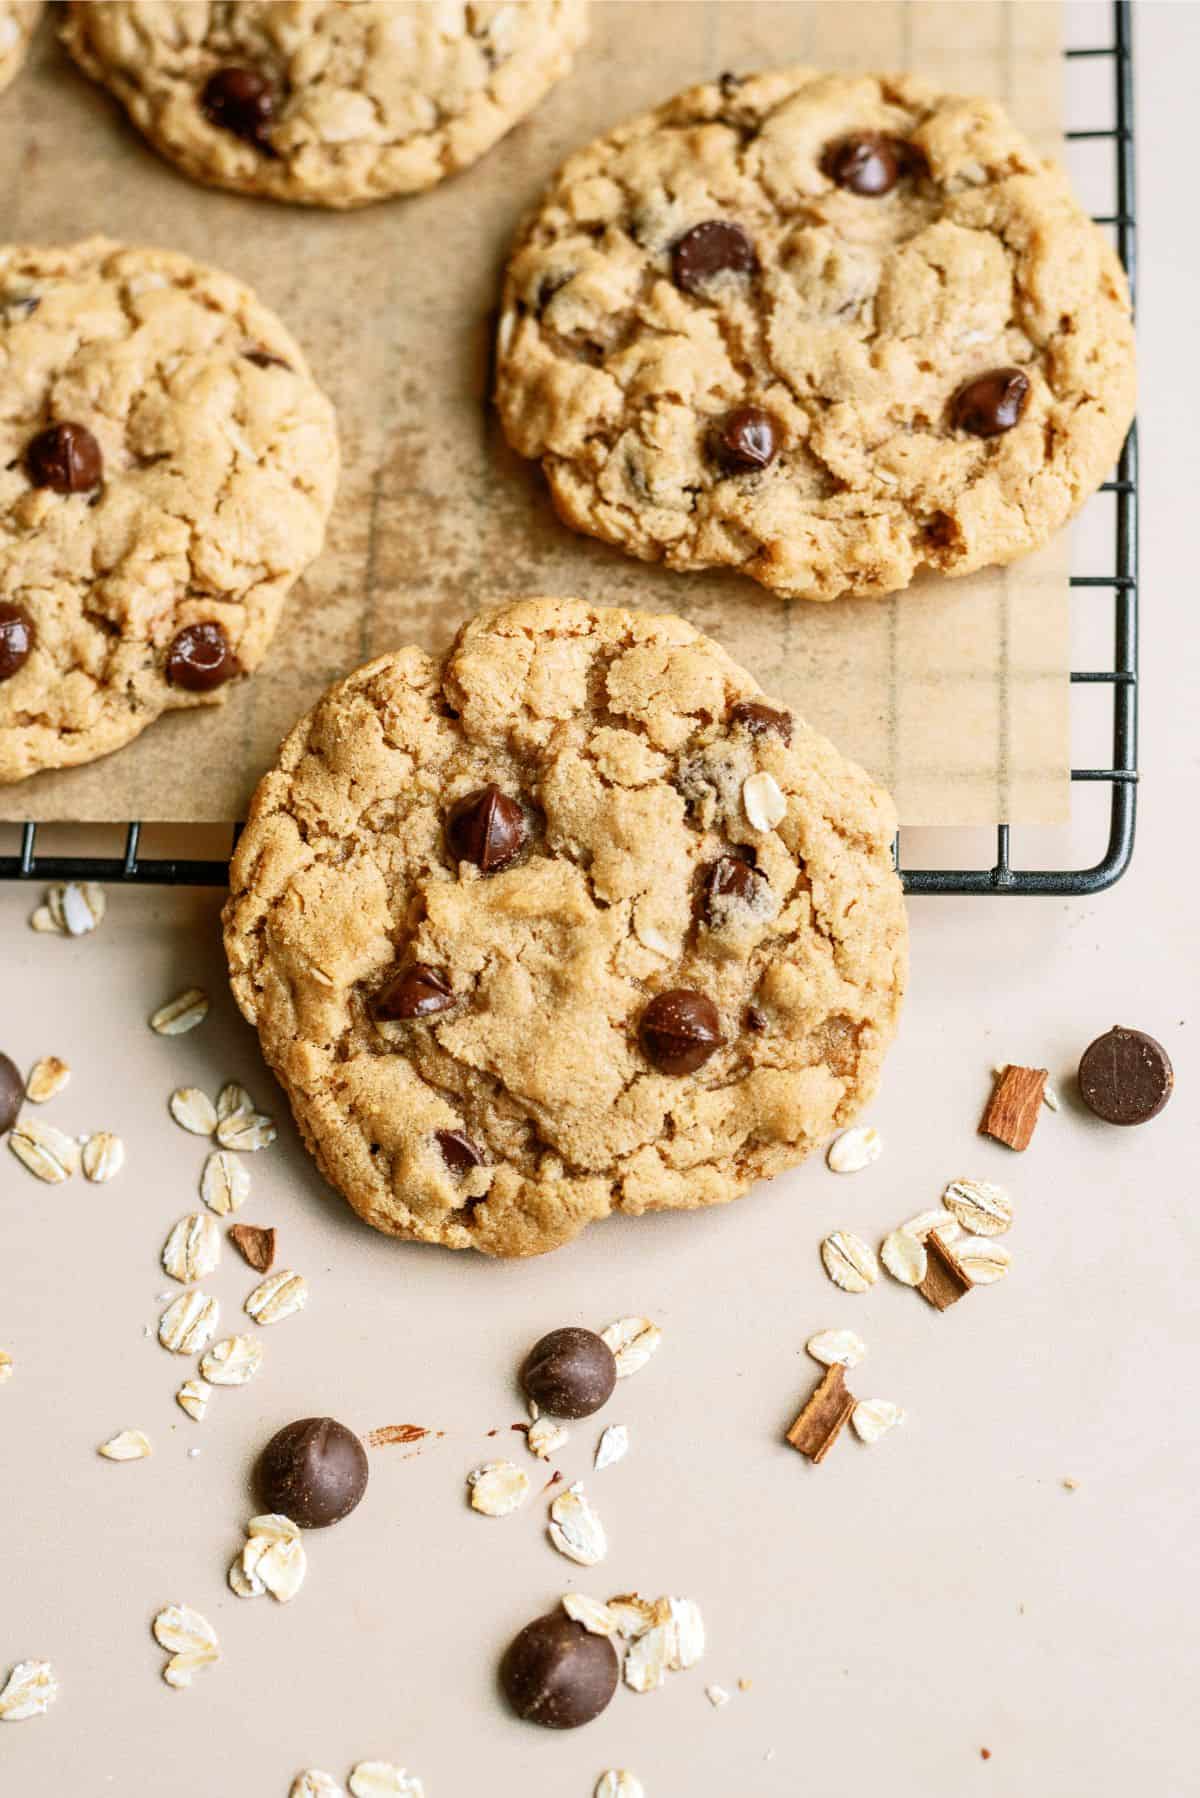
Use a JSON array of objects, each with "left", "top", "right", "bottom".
[
  {"left": 224, "top": 598, "right": 907, "bottom": 1258},
  {"left": 61, "top": 0, "right": 588, "bottom": 209},
  {"left": 495, "top": 68, "right": 1136, "bottom": 602},
  {"left": 0, "top": 238, "right": 338, "bottom": 783},
  {"left": 0, "top": 3, "right": 41, "bottom": 97}
]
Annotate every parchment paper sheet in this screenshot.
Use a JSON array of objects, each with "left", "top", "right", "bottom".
[{"left": 0, "top": 0, "right": 1069, "bottom": 826}]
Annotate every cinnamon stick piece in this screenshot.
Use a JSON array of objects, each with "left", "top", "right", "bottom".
[
  {"left": 785, "top": 1363, "right": 856, "bottom": 1463},
  {"left": 228, "top": 1223, "right": 276, "bottom": 1273},
  {"left": 979, "top": 1064, "right": 1048, "bottom": 1151},
  {"left": 918, "top": 1233, "right": 972, "bottom": 1311}
]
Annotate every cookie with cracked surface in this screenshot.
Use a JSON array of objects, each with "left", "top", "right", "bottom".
[
  {"left": 224, "top": 597, "right": 907, "bottom": 1258},
  {"left": 61, "top": 0, "right": 588, "bottom": 209},
  {"left": 0, "top": 238, "right": 338, "bottom": 783},
  {"left": 0, "top": 2, "right": 40, "bottom": 96},
  {"left": 495, "top": 67, "right": 1136, "bottom": 602}
]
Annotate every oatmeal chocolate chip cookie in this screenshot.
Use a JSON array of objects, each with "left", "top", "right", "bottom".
[
  {"left": 495, "top": 68, "right": 1136, "bottom": 603},
  {"left": 224, "top": 598, "right": 907, "bottom": 1258},
  {"left": 61, "top": 0, "right": 588, "bottom": 209},
  {"left": 0, "top": 2, "right": 40, "bottom": 97},
  {"left": 0, "top": 238, "right": 338, "bottom": 784}
]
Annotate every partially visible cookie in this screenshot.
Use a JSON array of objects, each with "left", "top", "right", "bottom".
[
  {"left": 0, "top": 238, "right": 338, "bottom": 783},
  {"left": 62, "top": 0, "right": 588, "bottom": 208},
  {"left": 0, "top": 2, "right": 41, "bottom": 95},
  {"left": 495, "top": 67, "right": 1136, "bottom": 602},
  {"left": 224, "top": 597, "right": 907, "bottom": 1259}
]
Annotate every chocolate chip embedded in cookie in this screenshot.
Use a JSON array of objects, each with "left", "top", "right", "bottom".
[
  {"left": 26, "top": 421, "right": 102, "bottom": 493},
  {"left": 0, "top": 605, "right": 33, "bottom": 682},
  {"left": 201, "top": 66, "right": 276, "bottom": 149},
  {"left": 495, "top": 66, "right": 1136, "bottom": 602},
  {"left": 224, "top": 598, "right": 907, "bottom": 1258},
  {"left": 165, "top": 623, "right": 237, "bottom": 693}
]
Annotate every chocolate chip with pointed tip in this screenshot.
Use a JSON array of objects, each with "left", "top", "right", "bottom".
[
  {"left": 500, "top": 1610, "right": 619, "bottom": 1728},
  {"left": 640, "top": 989, "right": 724, "bottom": 1075},
  {"left": 26, "top": 422, "right": 102, "bottom": 492},
  {"left": 520, "top": 1327, "right": 616, "bottom": 1419},
  {"left": 256, "top": 1417, "right": 368, "bottom": 1528},
  {"left": 671, "top": 220, "right": 757, "bottom": 295},
  {"left": 729, "top": 699, "right": 793, "bottom": 742},
  {"left": 374, "top": 964, "right": 455, "bottom": 1021},
  {"left": 703, "top": 854, "right": 762, "bottom": 923},
  {"left": 950, "top": 368, "right": 1031, "bottom": 437},
  {"left": 436, "top": 1129, "right": 483, "bottom": 1174},
  {"left": 446, "top": 784, "right": 527, "bottom": 873}
]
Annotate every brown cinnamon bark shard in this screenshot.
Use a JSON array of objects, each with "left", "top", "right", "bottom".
[
  {"left": 785, "top": 1363, "right": 856, "bottom": 1463},
  {"left": 228, "top": 1223, "right": 276, "bottom": 1273},
  {"left": 918, "top": 1232, "right": 973, "bottom": 1311},
  {"left": 980, "top": 1064, "right": 1048, "bottom": 1150}
]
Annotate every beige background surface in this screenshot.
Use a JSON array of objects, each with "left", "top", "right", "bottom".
[
  {"left": 0, "top": 0, "right": 1070, "bottom": 828},
  {"left": 3, "top": 5, "right": 1198, "bottom": 1797}
]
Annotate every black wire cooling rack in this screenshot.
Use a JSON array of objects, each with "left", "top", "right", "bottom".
[{"left": 0, "top": 1, "right": 1138, "bottom": 897}]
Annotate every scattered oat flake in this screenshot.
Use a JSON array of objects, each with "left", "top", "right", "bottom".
[
  {"left": 1043, "top": 1083, "right": 1061, "bottom": 1112},
  {"left": 706, "top": 1683, "right": 731, "bottom": 1709},
  {"left": 851, "top": 1399, "right": 904, "bottom": 1444},
  {"left": 595, "top": 1423, "right": 629, "bottom": 1471},
  {"left": 200, "top": 1334, "right": 263, "bottom": 1387},
  {"left": 348, "top": 1763, "right": 425, "bottom": 1798},
  {"left": 291, "top": 1775, "right": 345, "bottom": 1798},
  {"left": 9, "top": 1115, "right": 80, "bottom": 1183},
  {"left": 200, "top": 1148, "right": 249, "bottom": 1215},
  {"left": 624, "top": 1623, "right": 670, "bottom": 1693},
  {"left": 562, "top": 1594, "right": 622, "bottom": 1637},
  {"left": 158, "top": 1290, "right": 219, "bottom": 1355},
  {"left": 607, "top": 1595, "right": 660, "bottom": 1639},
  {"left": 549, "top": 1480, "right": 607, "bottom": 1566},
  {"left": 228, "top": 1222, "right": 275, "bottom": 1272},
  {"left": 742, "top": 770, "right": 787, "bottom": 831},
  {"left": 152, "top": 1604, "right": 219, "bottom": 1688},
  {"left": 0, "top": 1350, "right": 11, "bottom": 1383},
  {"left": 29, "top": 904, "right": 60, "bottom": 934},
  {"left": 162, "top": 1212, "right": 220, "bottom": 1284},
  {"left": 176, "top": 1380, "right": 208, "bottom": 1422},
  {"left": 806, "top": 1328, "right": 867, "bottom": 1369},
  {"left": 900, "top": 1208, "right": 962, "bottom": 1245},
  {"left": 170, "top": 1087, "right": 217, "bottom": 1136},
  {"left": 150, "top": 989, "right": 209, "bottom": 1035},
  {"left": 943, "top": 1178, "right": 1013, "bottom": 1238},
  {"left": 59, "top": 882, "right": 106, "bottom": 936},
  {"left": 665, "top": 1597, "right": 705, "bottom": 1669},
  {"left": 826, "top": 1125, "right": 882, "bottom": 1174},
  {"left": 820, "top": 1231, "right": 878, "bottom": 1293},
  {"left": 467, "top": 1460, "right": 529, "bottom": 1517},
  {"left": 526, "top": 1417, "right": 569, "bottom": 1461},
  {"left": 233, "top": 1514, "right": 306, "bottom": 1602},
  {"left": 25, "top": 1056, "right": 70, "bottom": 1103},
  {"left": 82, "top": 1131, "right": 124, "bottom": 1182},
  {"left": 601, "top": 1317, "right": 661, "bottom": 1378},
  {"left": 1062, "top": 1477, "right": 1079, "bottom": 1492},
  {"left": 216, "top": 1109, "right": 276, "bottom": 1152},
  {"left": 245, "top": 1269, "right": 308, "bottom": 1325},
  {"left": 216, "top": 1081, "right": 253, "bottom": 1123},
  {"left": 596, "top": 1775, "right": 644, "bottom": 1798},
  {"left": 0, "top": 1659, "right": 59, "bottom": 1721},
  {"left": 880, "top": 1229, "right": 927, "bottom": 1287},
  {"left": 98, "top": 1428, "right": 152, "bottom": 1461},
  {"left": 954, "top": 1235, "right": 1012, "bottom": 1285}
]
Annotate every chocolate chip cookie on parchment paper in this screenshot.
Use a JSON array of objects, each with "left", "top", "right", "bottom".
[
  {"left": 495, "top": 66, "right": 1136, "bottom": 602},
  {"left": 0, "top": 238, "right": 338, "bottom": 783},
  {"left": 0, "top": 2, "right": 40, "bottom": 97},
  {"left": 61, "top": 0, "right": 588, "bottom": 209},
  {"left": 224, "top": 597, "right": 907, "bottom": 1258}
]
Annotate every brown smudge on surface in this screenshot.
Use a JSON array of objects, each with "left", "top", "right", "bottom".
[{"left": 367, "top": 1424, "right": 432, "bottom": 1448}]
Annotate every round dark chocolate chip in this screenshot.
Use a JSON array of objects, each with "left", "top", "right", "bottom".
[
  {"left": 26, "top": 422, "right": 102, "bottom": 493},
  {"left": 520, "top": 1326, "right": 617, "bottom": 1420},
  {"left": 0, "top": 1050, "right": 23, "bottom": 1134},
  {"left": 703, "top": 854, "right": 761, "bottom": 922},
  {"left": 822, "top": 131, "right": 903, "bottom": 196},
  {"left": 436, "top": 1128, "right": 484, "bottom": 1174},
  {"left": 256, "top": 1417, "right": 368, "bottom": 1528},
  {"left": 729, "top": 699, "right": 793, "bottom": 742},
  {"left": 1078, "top": 1025, "right": 1174, "bottom": 1127},
  {"left": 500, "top": 1610, "right": 619, "bottom": 1729},
  {"left": 446, "top": 784, "right": 527, "bottom": 873},
  {"left": 671, "top": 220, "right": 758, "bottom": 296},
  {"left": 0, "top": 603, "right": 34, "bottom": 682},
  {"left": 165, "top": 621, "right": 237, "bottom": 692},
  {"left": 640, "top": 989, "right": 724, "bottom": 1076},
  {"left": 201, "top": 66, "right": 276, "bottom": 147},
  {"left": 374, "top": 964, "right": 455, "bottom": 1022},
  {"left": 713, "top": 406, "right": 779, "bottom": 474},
  {"left": 950, "top": 368, "right": 1030, "bottom": 438}
]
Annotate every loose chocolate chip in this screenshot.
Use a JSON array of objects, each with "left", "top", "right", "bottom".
[
  {"left": 0, "top": 604, "right": 34, "bottom": 682},
  {"left": 0, "top": 1050, "right": 23, "bottom": 1133},
  {"left": 1078, "top": 1026, "right": 1174, "bottom": 1127},
  {"left": 950, "top": 368, "right": 1031, "bottom": 438},
  {"left": 729, "top": 699, "right": 793, "bottom": 742},
  {"left": 436, "top": 1128, "right": 483, "bottom": 1174},
  {"left": 713, "top": 406, "right": 779, "bottom": 474},
  {"left": 671, "top": 220, "right": 758, "bottom": 295},
  {"left": 446, "top": 784, "right": 527, "bottom": 873},
  {"left": 165, "top": 621, "right": 237, "bottom": 692},
  {"left": 520, "top": 1327, "right": 617, "bottom": 1420},
  {"left": 256, "top": 1417, "right": 368, "bottom": 1528},
  {"left": 703, "top": 853, "right": 762, "bottom": 922},
  {"left": 500, "top": 1610, "right": 619, "bottom": 1729},
  {"left": 26, "top": 422, "right": 102, "bottom": 493},
  {"left": 374, "top": 964, "right": 455, "bottom": 1022},
  {"left": 201, "top": 66, "right": 276, "bottom": 147},
  {"left": 640, "top": 989, "right": 724, "bottom": 1076},
  {"left": 243, "top": 348, "right": 292, "bottom": 370},
  {"left": 822, "top": 131, "right": 902, "bottom": 196}
]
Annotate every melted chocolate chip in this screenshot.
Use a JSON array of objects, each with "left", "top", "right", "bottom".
[
  {"left": 1078, "top": 1026, "right": 1174, "bottom": 1127},
  {"left": 256, "top": 1417, "right": 368, "bottom": 1528},
  {"left": 713, "top": 406, "right": 779, "bottom": 474},
  {"left": 446, "top": 784, "right": 527, "bottom": 873},
  {"left": 165, "top": 622, "right": 237, "bottom": 692},
  {"left": 671, "top": 220, "right": 758, "bottom": 295},
  {"left": 374, "top": 964, "right": 455, "bottom": 1022},
  {"left": 26, "top": 422, "right": 102, "bottom": 493},
  {"left": 436, "top": 1129, "right": 484, "bottom": 1174},
  {"left": 500, "top": 1611, "right": 619, "bottom": 1729},
  {"left": 950, "top": 368, "right": 1031, "bottom": 438},
  {"left": 729, "top": 699, "right": 793, "bottom": 742},
  {"left": 201, "top": 66, "right": 276, "bottom": 147},
  {"left": 745, "top": 1005, "right": 768, "bottom": 1033},
  {"left": 640, "top": 989, "right": 724, "bottom": 1076},
  {"left": 0, "top": 1051, "right": 23, "bottom": 1133},
  {"left": 703, "top": 854, "right": 762, "bottom": 922},
  {"left": 520, "top": 1327, "right": 617, "bottom": 1420},
  {"left": 822, "top": 132, "right": 903, "bottom": 196},
  {"left": 0, "top": 604, "right": 34, "bottom": 682}
]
